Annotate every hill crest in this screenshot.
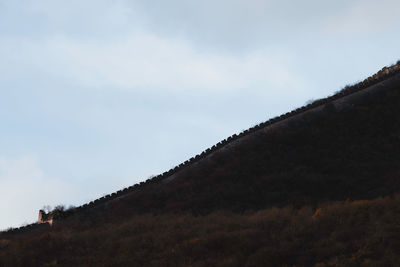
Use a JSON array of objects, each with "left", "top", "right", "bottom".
[{"left": 3, "top": 60, "right": 400, "bottom": 234}]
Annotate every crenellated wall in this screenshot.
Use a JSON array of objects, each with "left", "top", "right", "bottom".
[{"left": 43, "top": 61, "right": 400, "bottom": 220}]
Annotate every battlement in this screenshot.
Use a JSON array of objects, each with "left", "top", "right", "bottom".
[{"left": 57, "top": 60, "right": 400, "bottom": 216}]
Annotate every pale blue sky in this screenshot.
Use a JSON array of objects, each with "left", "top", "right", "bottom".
[{"left": 1, "top": 0, "right": 400, "bottom": 229}]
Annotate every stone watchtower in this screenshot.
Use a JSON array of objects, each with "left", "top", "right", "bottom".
[{"left": 38, "top": 210, "right": 53, "bottom": 225}]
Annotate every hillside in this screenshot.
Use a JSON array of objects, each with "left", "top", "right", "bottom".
[
  {"left": 72, "top": 61, "right": 400, "bottom": 220},
  {"left": 1, "top": 62, "right": 400, "bottom": 266}
]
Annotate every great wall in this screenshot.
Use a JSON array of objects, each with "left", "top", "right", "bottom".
[{"left": 2, "top": 61, "right": 400, "bottom": 235}]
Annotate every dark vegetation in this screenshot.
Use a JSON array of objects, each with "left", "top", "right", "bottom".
[
  {"left": 1, "top": 196, "right": 400, "bottom": 266},
  {"left": 1, "top": 62, "right": 400, "bottom": 266}
]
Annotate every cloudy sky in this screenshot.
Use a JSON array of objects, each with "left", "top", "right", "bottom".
[{"left": 1, "top": 0, "right": 400, "bottom": 229}]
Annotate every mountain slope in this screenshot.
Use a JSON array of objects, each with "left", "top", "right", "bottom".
[
  {"left": 54, "top": 62, "right": 400, "bottom": 224},
  {"left": 104, "top": 76, "right": 400, "bottom": 217}
]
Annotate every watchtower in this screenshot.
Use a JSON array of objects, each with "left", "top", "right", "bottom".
[{"left": 38, "top": 210, "right": 53, "bottom": 225}]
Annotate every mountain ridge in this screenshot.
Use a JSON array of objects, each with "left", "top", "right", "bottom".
[
  {"left": 65, "top": 61, "right": 400, "bottom": 211},
  {"left": 2, "top": 60, "right": 400, "bottom": 234}
]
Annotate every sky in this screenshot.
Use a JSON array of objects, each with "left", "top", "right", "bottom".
[{"left": 1, "top": 0, "right": 400, "bottom": 229}]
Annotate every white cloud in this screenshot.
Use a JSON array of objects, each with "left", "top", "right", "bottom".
[
  {"left": 324, "top": 0, "right": 400, "bottom": 35},
  {"left": 0, "top": 0, "right": 137, "bottom": 38},
  {"left": 0, "top": 156, "right": 77, "bottom": 230},
  {"left": 1, "top": 33, "right": 305, "bottom": 96}
]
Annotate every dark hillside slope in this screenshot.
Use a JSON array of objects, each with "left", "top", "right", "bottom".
[
  {"left": 28, "top": 62, "right": 398, "bottom": 226},
  {"left": 3, "top": 63, "right": 400, "bottom": 233},
  {"left": 3, "top": 64, "right": 400, "bottom": 266},
  {"left": 90, "top": 70, "right": 400, "bottom": 221}
]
